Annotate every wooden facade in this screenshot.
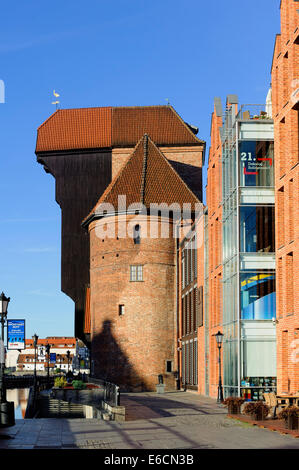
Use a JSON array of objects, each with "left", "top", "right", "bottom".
[{"left": 37, "top": 149, "right": 112, "bottom": 340}]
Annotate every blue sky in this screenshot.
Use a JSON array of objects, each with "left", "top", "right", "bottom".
[{"left": 0, "top": 0, "right": 280, "bottom": 339}]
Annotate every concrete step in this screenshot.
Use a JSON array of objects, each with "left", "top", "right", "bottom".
[{"left": 38, "top": 397, "right": 85, "bottom": 418}]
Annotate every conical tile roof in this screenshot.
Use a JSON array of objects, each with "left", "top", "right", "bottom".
[{"left": 83, "top": 135, "right": 200, "bottom": 225}]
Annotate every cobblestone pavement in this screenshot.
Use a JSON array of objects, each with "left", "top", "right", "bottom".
[{"left": 1, "top": 391, "right": 299, "bottom": 449}]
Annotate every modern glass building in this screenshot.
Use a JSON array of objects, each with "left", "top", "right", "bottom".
[{"left": 221, "top": 96, "right": 276, "bottom": 400}]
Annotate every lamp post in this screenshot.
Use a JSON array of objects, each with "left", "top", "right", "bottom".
[
  {"left": 214, "top": 330, "right": 224, "bottom": 403},
  {"left": 32, "top": 333, "right": 38, "bottom": 396},
  {"left": 66, "top": 350, "right": 71, "bottom": 374},
  {"left": 45, "top": 343, "right": 50, "bottom": 389},
  {"left": 0, "top": 292, "right": 14, "bottom": 427},
  {"left": 0, "top": 292, "right": 10, "bottom": 403}
]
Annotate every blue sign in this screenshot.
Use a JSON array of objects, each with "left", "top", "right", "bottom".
[
  {"left": 50, "top": 353, "right": 56, "bottom": 363},
  {"left": 7, "top": 320, "right": 25, "bottom": 350}
]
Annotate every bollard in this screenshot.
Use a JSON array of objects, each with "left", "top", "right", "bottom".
[{"left": 0, "top": 402, "right": 15, "bottom": 427}]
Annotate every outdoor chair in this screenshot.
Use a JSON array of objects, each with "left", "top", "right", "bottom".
[{"left": 263, "top": 392, "right": 277, "bottom": 419}]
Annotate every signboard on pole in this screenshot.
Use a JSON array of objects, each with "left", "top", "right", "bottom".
[
  {"left": 7, "top": 320, "right": 25, "bottom": 350},
  {"left": 38, "top": 346, "right": 45, "bottom": 361},
  {"left": 50, "top": 353, "right": 56, "bottom": 363}
]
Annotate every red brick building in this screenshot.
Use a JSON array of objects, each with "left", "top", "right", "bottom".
[
  {"left": 206, "top": 98, "right": 224, "bottom": 398},
  {"left": 177, "top": 213, "right": 205, "bottom": 394},
  {"left": 271, "top": 0, "right": 299, "bottom": 394},
  {"left": 37, "top": 106, "right": 205, "bottom": 390},
  {"left": 82, "top": 134, "right": 203, "bottom": 391},
  {"left": 36, "top": 106, "right": 205, "bottom": 342}
]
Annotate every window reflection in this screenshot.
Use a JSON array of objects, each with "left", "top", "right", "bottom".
[
  {"left": 240, "top": 272, "right": 276, "bottom": 320},
  {"left": 240, "top": 206, "right": 275, "bottom": 253}
]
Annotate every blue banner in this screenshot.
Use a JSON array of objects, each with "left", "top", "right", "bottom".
[
  {"left": 50, "top": 353, "right": 56, "bottom": 363},
  {"left": 7, "top": 320, "right": 25, "bottom": 350}
]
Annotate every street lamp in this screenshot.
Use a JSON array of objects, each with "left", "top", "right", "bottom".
[
  {"left": 214, "top": 330, "right": 224, "bottom": 403},
  {"left": 45, "top": 343, "right": 50, "bottom": 389},
  {"left": 0, "top": 292, "right": 10, "bottom": 403},
  {"left": 32, "top": 333, "right": 38, "bottom": 395},
  {"left": 0, "top": 292, "right": 14, "bottom": 427},
  {"left": 66, "top": 350, "right": 71, "bottom": 374}
]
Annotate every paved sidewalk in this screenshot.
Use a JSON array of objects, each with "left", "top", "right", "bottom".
[{"left": 1, "top": 391, "right": 299, "bottom": 449}]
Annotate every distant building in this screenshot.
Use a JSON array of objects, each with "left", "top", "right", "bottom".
[{"left": 15, "top": 337, "right": 89, "bottom": 374}]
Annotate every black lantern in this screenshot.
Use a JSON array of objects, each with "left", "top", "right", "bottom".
[
  {"left": 0, "top": 292, "right": 10, "bottom": 318},
  {"left": 215, "top": 331, "right": 224, "bottom": 348},
  {"left": 213, "top": 331, "right": 224, "bottom": 403}
]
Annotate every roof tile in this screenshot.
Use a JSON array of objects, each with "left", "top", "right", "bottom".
[
  {"left": 83, "top": 134, "right": 200, "bottom": 224},
  {"left": 36, "top": 105, "right": 203, "bottom": 153}
]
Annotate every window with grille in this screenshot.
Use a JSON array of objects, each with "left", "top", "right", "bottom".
[{"left": 130, "top": 265, "right": 143, "bottom": 281}]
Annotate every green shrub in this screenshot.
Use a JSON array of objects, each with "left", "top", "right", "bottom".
[{"left": 72, "top": 380, "right": 86, "bottom": 390}]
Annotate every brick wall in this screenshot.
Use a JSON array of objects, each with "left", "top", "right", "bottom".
[
  {"left": 206, "top": 101, "right": 224, "bottom": 398},
  {"left": 272, "top": 0, "right": 299, "bottom": 394},
  {"left": 88, "top": 214, "right": 177, "bottom": 392}
]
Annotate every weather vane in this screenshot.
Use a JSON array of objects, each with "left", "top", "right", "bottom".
[{"left": 52, "top": 90, "right": 60, "bottom": 110}]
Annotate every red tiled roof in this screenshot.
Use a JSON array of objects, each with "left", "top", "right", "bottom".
[
  {"left": 111, "top": 106, "right": 203, "bottom": 146},
  {"left": 25, "top": 337, "right": 76, "bottom": 348},
  {"left": 36, "top": 105, "right": 203, "bottom": 152},
  {"left": 36, "top": 107, "right": 112, "bottom": 152},
  {"left": 83, "top": 134, "right": 200, "bottom": 225}
]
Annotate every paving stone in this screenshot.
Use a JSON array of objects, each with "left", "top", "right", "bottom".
[{"left": 1, "top": 392, "right": 299, "bottom": 449}]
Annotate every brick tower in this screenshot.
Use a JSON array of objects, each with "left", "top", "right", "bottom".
[{"left": 82, "top": 135, "right": 201, "bottom": 391}]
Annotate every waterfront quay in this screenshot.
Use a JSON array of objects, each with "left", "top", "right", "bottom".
[{"left": 1, "top": 392, "right": 299, "bottom": 450}]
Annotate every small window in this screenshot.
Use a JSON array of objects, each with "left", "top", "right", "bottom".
[
  {"left": 130, "top": 265, "right": 143, "bottom": 281},
  {"left": 119, "top": 304, "right": 125, "bottom": 316},
  {"left": 133, "top": 224, "right": 141, "bottom": 245},
  {"left": 166, "top": 361, "right": 172, "bottom": 373}
]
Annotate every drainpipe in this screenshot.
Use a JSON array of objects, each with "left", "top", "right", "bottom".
[{"left": 176, "top": 220, "right": 181, "bottom": 390}]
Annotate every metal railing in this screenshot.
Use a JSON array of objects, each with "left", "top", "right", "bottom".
[{"left": 88, "top": 377, "right": 120, "bottom": 407}]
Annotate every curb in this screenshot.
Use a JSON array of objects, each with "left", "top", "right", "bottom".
[{"left": 227, "top": 414, "right": 299, "bottom": 438}]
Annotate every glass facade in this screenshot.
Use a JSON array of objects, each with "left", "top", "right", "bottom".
[
  {"left": 240, "top": 205, "right": 275, "bottom": 253},
  {"left": 240, "top": 272, "right": 276, "bottom": 320},
  {"left": 221, "top": 102, "right": 276, "bottom": 399},
  {"left": 181, "top": 232, "right": 200, "bottom": 389},
  {"left": 239, "top": 141, "right": 274, "bottom": 187}
]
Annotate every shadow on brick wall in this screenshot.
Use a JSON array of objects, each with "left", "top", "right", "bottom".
[{"left": 92, "top": 320, "right": 146, "bottom": 392}]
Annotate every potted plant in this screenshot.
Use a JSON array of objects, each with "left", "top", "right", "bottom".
[
  {"left": 54, "top": 376, "right": 67, "bottom": 389},
  {"left": 223, "top": 397, "right": 244, "bottom": 415},
  {"left": 72, "top": 380, "right": 86, "bottom": 390},
  {"left": 277, "top": 406, "right": 299, "bottom": 430},
  {"left": 243, "top": 401, "right": 269, "bottom": 421}
]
